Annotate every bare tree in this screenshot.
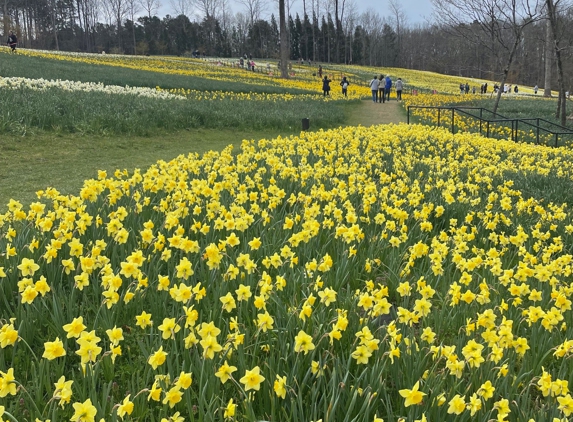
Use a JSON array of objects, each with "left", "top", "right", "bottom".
[
  {"left": 359, "top": 9, "right": 383, "bottom": 66},
  {"left": 170, "top": 0, "right": 192, "bottom": 17},
  {"left": 310, "top": 0, "right": 321, "bottom": 60},
  {"left": 543, "top": 17, "right": 553, "bottom": 95},
  {"left": 342, "top": 0, "right": 357, "bottom": 63},
  {"left": 48, "top": 0, "right": 60, "bottom": 50},
  {"left": 126, "top": 0, "right": 140, "bottom": 54},
  {"left": 389, "top": 0, "right": 407, "bottom": 66},
  {"left": 218, "top": 0, "right": 233, "bottom": 32},
  {"left": 432, "top": 0, "right": 544, "bottom": 113},
  {"left": 285, "top": 0, "right": 296, "bottom": 20},
  {"left": 545, "top": 0, "right": 568, "bottom": 124},
  {"left": 279, "top": 0, "right": 289, "bottom": 77},
  {"left": 193, "top": 0, "right": 223, "bottom": 19},
  {"left": 139, "top": 0, "right": 160, "bottom": 18},
  {"left": 236, "top": 0, "right": 266, "bottom": 25}
]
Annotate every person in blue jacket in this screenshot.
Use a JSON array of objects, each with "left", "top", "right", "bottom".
[{"left": 385, "top": 75, "right": 392, "bottom": 101}]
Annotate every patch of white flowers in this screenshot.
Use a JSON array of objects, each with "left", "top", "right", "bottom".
[{"left": 0, "top": 76, "right": 186, "bottom": 100}]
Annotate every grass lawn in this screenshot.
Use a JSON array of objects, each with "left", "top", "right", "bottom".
[{"left": 0, "top": 128, "right": 298, "bottom": 207}]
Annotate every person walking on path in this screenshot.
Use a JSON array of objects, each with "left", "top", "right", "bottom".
[
  {"left": 385, "top": 75, "right": 392, "bottom": 101},
  {"left": 7, "top": 31, "right": 17, "bottom": 53},
  {"left": 322, "top": 75, "right": 332, "bottom": 96},
  {"left": 340, "top": 76, "right": 349, "bottom": 97},
  {"left": 395, "top": 78, "right": 403, "bottom": 101},
  {"left": 369, "top": 75, "right": 380, "bottom": 102},
  {"left": 378, "top": 75, "right": 385, "bottom": 103}
]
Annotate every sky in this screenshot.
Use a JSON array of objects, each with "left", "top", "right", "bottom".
[{"left": 157, "top": 0, "right": 435, "bottom": 26}]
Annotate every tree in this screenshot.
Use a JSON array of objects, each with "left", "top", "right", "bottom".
[
  {"left": 236, "top": 0, "right": 266, "bottom": 26},
  {"left": 108, "top": 0, "right": 129, "bottom": 52},
  {"left": 279, "top": 0, "right": 289, "bottom": 77},
  {"left": 139, "top": 0, "right": 160, "bottom": 18},
  {"left": 126, "top": 0, "right": 140, "bottom": 53},
  {"left": 432, "top": 0, "right": 544, "bottom": 113},
  {"left": 389, "top": 0, "right": 407, "bottom": 66},
  {"left": 382, "top": 23, "right": 398, "bottom": 66},
  {"left": 545, "top": 0, "right": 568, "bottom": 124},
  {"left": 193, "top": 0, "right": 222, "bottom": 20}
]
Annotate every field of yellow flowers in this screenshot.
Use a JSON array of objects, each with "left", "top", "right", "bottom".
[{"left": 2, "top": 120, "right": 573, "bottom": 421}]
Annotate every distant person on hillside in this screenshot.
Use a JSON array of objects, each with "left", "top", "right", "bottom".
[
  {"left": 250, "top": 60, "right": 255, "bottom": 72},
  {"left": 464, "top": 83, "right": 469, "bottom": 94},
  {"left": 514, "top": 85, "right": 518, "bottom": 93},
  {"left": 369, "top": 75, "right": 380, "bottom": 102},
  {"left": 318, "top": 65, "right": 323, "bottom": 78},
  {"left": 484, "top": 82, "right": 488, "bottom": 93},
  {"left": 322, "top": 75, "right": 332, "bottom": 96},
  {"left": 395, "top": 78, "right": 404, "bottom": 101},
  {"left": 460, "top": 83, "right": 464, "bottom": 94},
  {"left": 378, "top": 75, "right": 385, "bottom": 103},
  {"left": 340, "top": 76, "right": 349, "bottom": 97},
  {"left": 534, "top": 84, "right": 538, "bottom": 94},
  {"left": 7, "top": 31, "right": 17, "bottom": 53},
  {"left": 385, "top": 75, "right": 392, "bottom": 101}
]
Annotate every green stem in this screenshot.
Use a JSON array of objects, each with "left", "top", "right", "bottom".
[{"left": 2, "top": 411, "right": 20, "bottom": 422}]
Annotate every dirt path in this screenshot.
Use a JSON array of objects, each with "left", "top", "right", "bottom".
[{"left": 345, "top": 99, "right": 408, "bottom": 127}]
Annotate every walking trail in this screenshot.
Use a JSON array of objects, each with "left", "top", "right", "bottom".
[{"left": 345, "top": 99, "right": 407, "bottom": 127}]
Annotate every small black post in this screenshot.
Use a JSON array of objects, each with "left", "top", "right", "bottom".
[{"left": 302, "top": 118, "right": 310, "bottom": 131}]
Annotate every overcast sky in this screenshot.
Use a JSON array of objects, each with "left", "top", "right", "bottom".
[{"left": 158, "top": 0, "right": 435, "bottom": 26}]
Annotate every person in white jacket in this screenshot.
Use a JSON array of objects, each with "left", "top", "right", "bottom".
[
  {"left": 369, "top": 76, "right": 380, "bottom": 103},
  {"left": 395, "top": 78, "right": 404, "bottom": 101}
]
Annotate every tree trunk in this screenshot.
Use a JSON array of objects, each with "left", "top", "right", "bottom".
[
  {"left": 543, "top": 18, "right": 552, "bottom": 97},
  {"left": 3, "top": 0, "right": 8, "bottom": 37},
  {"left": 334, "top": 0, "right": 340, "bottom": 63},
  {"left": 51, "top": 0, "right": 60, "bottom": 50},
  {"left": 546, "top": 0, "right": 566, "bottom": 125},
  {"left": 493, "top": 35, "right": 521, "bottom": 114},
  {"left": 132, "top": 23, "right": 136, "bottom": 54},
  {"left": 279, "top": 0, "right": 289, "bottom": 78}
]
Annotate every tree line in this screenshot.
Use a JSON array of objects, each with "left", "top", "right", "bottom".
[{"left": 3, "top": 0, "right": 573, "bottom": 95}]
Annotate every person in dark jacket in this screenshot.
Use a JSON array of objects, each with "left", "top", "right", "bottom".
[
  {"left": 7, "top": 31, "right": 17, "bottom": 53},
  {"left": 322, "top": 76, "right": 332, "bottom": 96},
  {"left": 385, "top": 76, "right": 392, "bottom": 101},
  {"left": 340, "top": 76, "right": 349, "bottom": 97}
]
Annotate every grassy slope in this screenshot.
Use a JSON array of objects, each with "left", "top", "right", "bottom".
[{"left": 0, "top": 52, "right": 311, "bottom": 94}]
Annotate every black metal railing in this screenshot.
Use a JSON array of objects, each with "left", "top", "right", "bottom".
[{"left": 407, "top": 106, "right": 573, "bottom": 147}]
